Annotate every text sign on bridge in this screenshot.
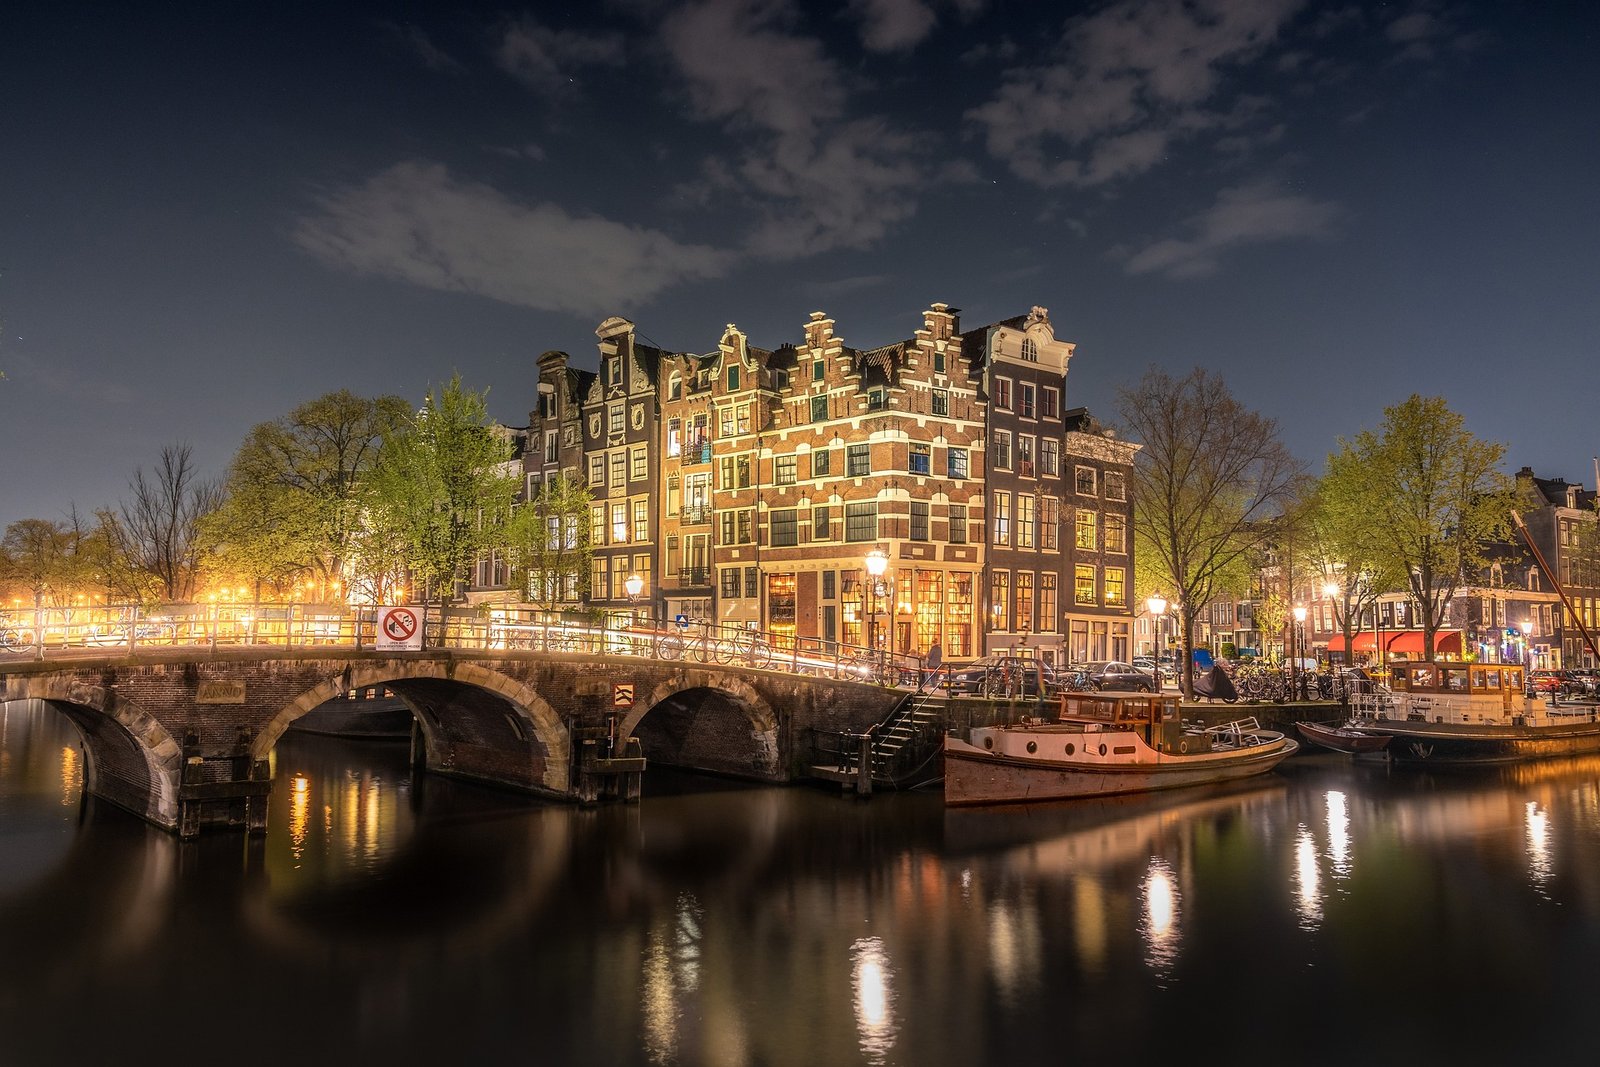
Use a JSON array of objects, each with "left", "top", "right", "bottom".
[{"left": 375, "top": 606, "right": 424, "bottom": 651}]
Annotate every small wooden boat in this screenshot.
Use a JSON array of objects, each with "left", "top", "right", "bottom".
[
  {"left": 1297, "top": 719, "right": 1392, "bottom": 755},
  {"left": 943, "top": 691, "right": 1298, "bottom": 806}
]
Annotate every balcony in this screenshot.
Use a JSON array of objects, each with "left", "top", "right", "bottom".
[
  {"left": 677, "top": 568, "right": 712, "bottom": 588},
  {"left": 681, "top": 504, "right": 713, "bottom": 525}
]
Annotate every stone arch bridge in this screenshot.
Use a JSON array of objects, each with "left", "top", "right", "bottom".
[{"left": 0, "top": 649, "right": 903, "bottom": 837}]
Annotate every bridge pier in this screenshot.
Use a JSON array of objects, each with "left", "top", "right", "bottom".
[
  {"left": 573, "top": 727, "right": 645, "bottom": 803},
  {"left": 177, "top": 729, "right": 271, "bottom": 839}
]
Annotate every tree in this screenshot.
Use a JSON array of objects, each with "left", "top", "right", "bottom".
[
  {"left": 1324, "top": 394, "right": 1517, "bottom": 662},
  {"left": 507, "top": 474, "right": 592, "bottom": 612},
  {"left": 2, "top": 518, "right": 79, "bottom": 612},
  {"left": 1304, "top": 476, "right": 1407, "bottom": 669},
  {"left": 364, "top": 375, "right": 521, "bottom": 607},
  {"left": 1118, "top": 366, "right": 1307, "bottom": 697},
  {"left": 99, "top": 443, "right": 221, "bottom": 601}
]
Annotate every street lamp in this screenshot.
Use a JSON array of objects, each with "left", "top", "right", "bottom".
[
  {"left": 1146, "top": 593, "right": 1168, "bottom": 687},
  {"left": 864, "top": 549, "right": 888, "bottom": 670},
  {"left": 1292, "top": 604, "right": 1308, "bottom": 701},
  {"left": 625, "top": 573, "right": 644, "bottom": 627}
]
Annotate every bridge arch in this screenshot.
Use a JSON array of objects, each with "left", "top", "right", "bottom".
[
  {"left": 257, "top": 661, "right": 571, "bottom": 794},
  {"left": 628, "top": 672, "right": 783, "bottom": 781},
  {"left": 0, "top": 677, "right": 182, "bottom": 828}
]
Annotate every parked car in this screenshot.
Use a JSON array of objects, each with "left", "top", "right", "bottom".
[
  {"left": 1064, "top": 661, "right": 1157, "bottom": 693},
  {"left": 948, "top": 655, "right": 1057, "bottom": 696}
]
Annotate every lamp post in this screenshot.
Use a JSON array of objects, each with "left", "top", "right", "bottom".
[
  {"left": 1292, "top": 604, "right": 1308, "bottom": 702},
  {"left": 625, "top": 573, "right": 644, "bottom": 627},
  {"left": 865, "top": 549, "right": 888, "bottom": 674},
  {"left": 1322, "top": 580, "right": 1345, "bottom": 706},
  {"left": 1146, "top": 593, "right": 1168, "bottom": 688}
]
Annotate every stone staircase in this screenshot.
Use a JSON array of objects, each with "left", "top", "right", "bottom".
[{"left": 810, "top": 687, "right": 947, "bottom": 793}]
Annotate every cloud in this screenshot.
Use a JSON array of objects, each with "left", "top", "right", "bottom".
[
  {"left": 485, "top": 142, "right": 548, "bottom": 161},
  {"left": 967, "top": 0, "right": 1307, "bottom": 187},
  {"left": 659, "top": 0, "right": 933, "bottom": 258},
  {"left": 293, "top": 162, "right": 735, "bottom": 317},
  {"left": 849, "top": 0, "right": 938, "bottom": 52},
  {"left": 495, "top": 15, "right": 625, "bottom": 91},
  {"left": 1116, "top": 180, "right": 1340, "bottom": 278},
  {"left": 380, "top": 21, "right": 463, "bottom": 72}
]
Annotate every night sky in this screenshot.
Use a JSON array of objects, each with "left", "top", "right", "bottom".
[{"left": 3, "top": 1, "right": 1598, "bottom": 530}]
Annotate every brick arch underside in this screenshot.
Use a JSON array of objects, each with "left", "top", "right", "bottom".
[
  {"left": 258, "top": 663, "right": 571, "bottom": 796},
  {"left": 2, "top": 679, "right": 182, "bottom": 830},
  {"left": 628, "top": 674, "right": 782, "bottom": 781}
]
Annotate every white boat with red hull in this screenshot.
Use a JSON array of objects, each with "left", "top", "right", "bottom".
[{"left": 944, "top": 692, "right": 1298, "bottom": 806}]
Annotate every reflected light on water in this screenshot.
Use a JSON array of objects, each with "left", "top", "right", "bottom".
[
  {"left": 1325, "top": 790, "right": 1352, "bottom": 877},
  {"left": 641, "top": 928, "right": 678, "bottom": 1065},
  {"left": 1072, "top": 875, "right": 1108, "bottom": 976},
  {"left": 986, "top": 900, "right": 1042, "bottom": 1006},
  {"left": 851, "top": 936, "right": 897, "bottom": 1064},
  {"left": 1140, "top": 859, "right": 1180, "bottom": 972},
  {"left": 288, "top": 774, "right": 310, "bottom": 864},
  {"left": 674, "top": 893, "right": 703, "bottom": 993},
  {"left": 58, "top": 745, "right": 81, "bottom": 808},
  {"left": 1294, "top": 825, "right": 1322, "bottom": 929},
  {"left": 1525, "top": 801, "right": 1552, "bottom": 890}
]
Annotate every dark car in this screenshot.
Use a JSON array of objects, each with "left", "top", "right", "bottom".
[
  {"left": 948, "top": 655, "right": 1057, "bottom": 697},
  {"left": 1065, "top": 660, "right": 1157, "bottom": 693}
]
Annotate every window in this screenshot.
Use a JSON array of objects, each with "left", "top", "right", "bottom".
[
  {"left": 1104, "top": 471, "right": 1126, "bottom": 501},
  {"left": 948, "top": 448, "right": 969, "bottom": 479},
  {"left": 1018, "top": 435, "right": 1035, "bottom": 477},
  {"left": 1042, "top": 387, "right": 1059, "bottom": 419},
  {"left": 1015, "top": 572, "right": 1034, "bottom": 632},
  {"left": 845, "top": 502, "right": 877, "bottom": 542},
  {"left": 948, "top": 504, "right": 967, "bottom": 544},
  {"left": 633, "top": 500, "right": 648, "bottom": 542},
  {"left": 1075, "top": 467, "right": 1097, "bottom": 495},
  {"left": 1020, "top": 337, "right": 1038, "bottom": 362},
  {"left": 727, "top": 366, "right": 740, "bottom": 390},
  {"left": 720, "top": 512, "right": 736, "bottom": 545},
  {"left": 810, "top": 395, "right": 829, "bottom": 423},
  {"left": 934, "top": 350, "right": 946, "bottom": 374},
  {"left": 1075, "top": 509, "right": 1097, "bottom": 551},
  {"left": 720, "top": 509, "right": 753, "bottom": 545},
  {"left": 1040, "top": 438, "right": 1060, "bottom": 477},
  {"left": 544, "top": 430, "right": 558, "bottom": 463},
  {"left": 588, "top": 455, "right": 605, "bottom": 486},
  {"left": 812, "top": 359, "right": 825, "bottom": 382},
  {"left": 1041, "top": 497, "right": 1059, "bottom": 549},
  {"left": 720, "top": 456, "right": 751, "bottom": 489},
  {"left": 931, "top": 388, "right": 949, "bottom": 416},
  {"left": 720, "top": 406, "right": 734, "bottom": 438},
  {"left": 737, "top": 404, "right": 752, "bottom": 434},
  {"left": 909, "top": 444, "right": 930, "bottom": 475},
  {"left": 992, "top": 571, "right": 1010, "bottom": 630},
  {"left": 1104, "top": 567, "right": 1126, "bottom": 606},
  {"left": 1106, "top": 514, "right": 1127, "bottom": 553},
  {"left": 608, "top": 356, "right": 622, "bottom": 383},
  {"left": 630, "top": 446, "right": 647, "bottom": 481},
  {"left": 994, "top": 377, "right": 1012, "bottom": 410},
  {"left": 992, "top": 431, "right": 1012, "bottom": 470},
  {"left": 992, "top": 492, "right": 1011, "bottom": 545},
  {"left": 813, "top": 505, "right": 832, "bottom": 540},
  {"left": 867, "top": 388, "right": 887, "bottom": 411},
  {"left": 667, "top": 418, "right": 682, "bottom": 457},
  {"left": 665, "top": 535, "right": 679, "bottom": 575},
  {"left": 745, "top": 566, "right": 759, "bottom": 598},
  {"left": 611, "top": 502, "right": 628, "bottom": 543},
  {"left": 823, "top": 570, "right": 836, "bottom": 599},
  {"left": 1020, "top": 384, "right": 1035, "bottom": 419},
  {"left": 669, "top": 373, "right": 682, "bottom": 400},
  {"left": 1017, "top": 494, "right": 1035, "bottom": 548},
  {"left": 775, "top": 455, "right": 797, "bottom": 485},
  {"left": 608, "top": 403, "right": 625, "bottom": 435},
  {"left": 846, "top": 443, "right": 871, "bottom": 477},
  {"left": 1040, "top": 574, "right": 1057, "bottom": 632},
  {"left": 771, "top": 509, "right": 799, "bottom": 546},
  {"left": 811, "top": 449, "right": 831, "bottom": 478},
  {"left": 590, "top": 504, "right": 605, "bottom": 545},
  {"left": 721, "top": 569, "right": 741, "bottom": 598},
  {"left": 592, "top": 559, "right": 609, "bottom": 601},
  {"left": 737, "top": 509, "right": 754, "bottom": 544},
  {"left": 773, "top": 369, "right": 789, "bottom": 390},
  {"left": 610, "top": 452, "right": 626, "bottom": 489},
  {"left": 911, "top": 501, "right": 929, "bottom": 542},
  {"left": 1075, "top": 565, "right": 1096, "bottom": 605}
]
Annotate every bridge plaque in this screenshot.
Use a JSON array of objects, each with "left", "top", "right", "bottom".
[{"left": 196, "top": 681, "right": 246, "bottom": 704}]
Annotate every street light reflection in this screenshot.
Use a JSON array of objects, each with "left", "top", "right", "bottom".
[
  {"left": 1294, "top": 825, "right": 1322, "bottom": 929},
  {"left": 851, "top": 936, "right": 897, "bottom": 1064},
  {"left": 1140, "top": 858, "right": 1180, "bottom": 973},
  {"left": 288, "top": 774, "right": 310, "bottom": 864},
  {"left": 1525, "top": 801, "right": 1552, "bottom": 890},
  {"left": 1325, "top": 790, "right": 1352, "bottom": 878}
]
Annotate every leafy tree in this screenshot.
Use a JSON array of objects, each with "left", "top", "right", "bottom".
[
  {"left": 1303, "top": 477, "right": 1407, "bottom": 667},
  {"left": 507, "top": 474, "right": 592, "bottom": 612},
  {"left": 1118, "top": 366, "right": 1307, "bottom": 697},
  {"left": 206, "top": 390, "right": 410, "bottom": 599},
  {"left": 1, "top": 518, "right": 80, "bottom": 613},
  {"left": 1325, "top": 394, "right": 1517, "bottom": 661},
  {"left": 364, "top": 375, "right": 521, "bottom": 607}
]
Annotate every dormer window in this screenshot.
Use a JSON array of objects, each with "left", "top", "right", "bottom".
[
  {"left": 867, "top": 388, "right": 886, "bottom": 411},
  {"left": 728, "top": 366, "right": 740, "bottom": 391},
  {"left": 669, "top": 372, "right": 682, "bottom": 400},
  {"left": 1020, "top": 338, "right": 1038, "bottom": 362}
]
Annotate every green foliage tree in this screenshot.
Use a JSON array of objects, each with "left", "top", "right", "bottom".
[
  {"left": 1118, "top": 366, "right": 1307, "bottom": 697},
  {"left": 364, "top": 375, "right": 521, "bottom": 608},
  {"left": 506, "top": 474, "right": 592, "bottom": 613},
  {"left": 207, "top": 389, "right": 410, "bottom": 600},
  {"left": 2, "top": 518, "right": 80, "bottom": 613},
  {"left": 1303, "top": 477, "right": 1407, "bottom": 667},
  {"left": 1324, "top": 395, "right": 1517, "bottom": 661}
]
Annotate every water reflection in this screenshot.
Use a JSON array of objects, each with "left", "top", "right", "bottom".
[
  {"left": 1140, "top": 858, "right": 1180, "bottom": 974},
  {"left": 1294, "top": 825, "right": 1322, "bottom": 928},
  {"left": 850, "top": 936, "right": 897, "bottom": 1064},
  {"left": 1525, "top": 801, "right": 1552, "bottom": 892}
]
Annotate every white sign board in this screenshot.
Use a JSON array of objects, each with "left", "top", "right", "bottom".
[{"left": 375, "top": 606, "right": 423, "bottom": 651}]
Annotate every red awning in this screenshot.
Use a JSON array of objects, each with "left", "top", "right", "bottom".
[
  {"left": 1327, "top": 631, "right": 1379, "bottom": 653},
  {"left": 1383, "top": 630, "right": 1462, "bottom": 655}
]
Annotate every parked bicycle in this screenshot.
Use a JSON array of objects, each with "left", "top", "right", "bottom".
[{"left": 655, "top": 624, "right": 772, "bottom": 669}]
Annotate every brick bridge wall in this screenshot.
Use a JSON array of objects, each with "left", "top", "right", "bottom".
[{"left": 0, "top": 649, "right": 903, "bottom": 834}]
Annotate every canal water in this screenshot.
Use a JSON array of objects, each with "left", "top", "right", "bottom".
[{"left": 3, "top": 697, "right": 1599, "bottom": 1066}]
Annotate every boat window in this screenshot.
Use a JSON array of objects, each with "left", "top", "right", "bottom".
[
  {"left": 1442, "top": 669, "right": 1468, "bottom": 692},
  {"left": 1482, "top": 669, "right": 1500, "bottom": 690},
  {"left": 1409, "top": 665, "right": 1436, "bottom": 689}
]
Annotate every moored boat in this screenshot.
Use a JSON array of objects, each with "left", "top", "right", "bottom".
[
  {"left": 943, "top": 691, "right": 1298, "bottom": 806},
  {"left": 1297, "top": 719, "right": 1392, "bottom": 755},
  {"left": 1346, "top": 660, "right": 1600, "bottom": 765}
]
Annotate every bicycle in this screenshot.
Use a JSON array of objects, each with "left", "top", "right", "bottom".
[
  {"left": 1, "top": 625, "right": 34, "bottom": 654},
  {"left": 655, "top": 625, "right": 772, "bottom": 669}
]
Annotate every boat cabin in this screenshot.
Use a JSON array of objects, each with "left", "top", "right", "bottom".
[
  {"left": 1058, "top": 691, "right": 1192, "bottom": 753},
  {"left": 1387, "top": 661, "right": 1527, "bottom": 714}
]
